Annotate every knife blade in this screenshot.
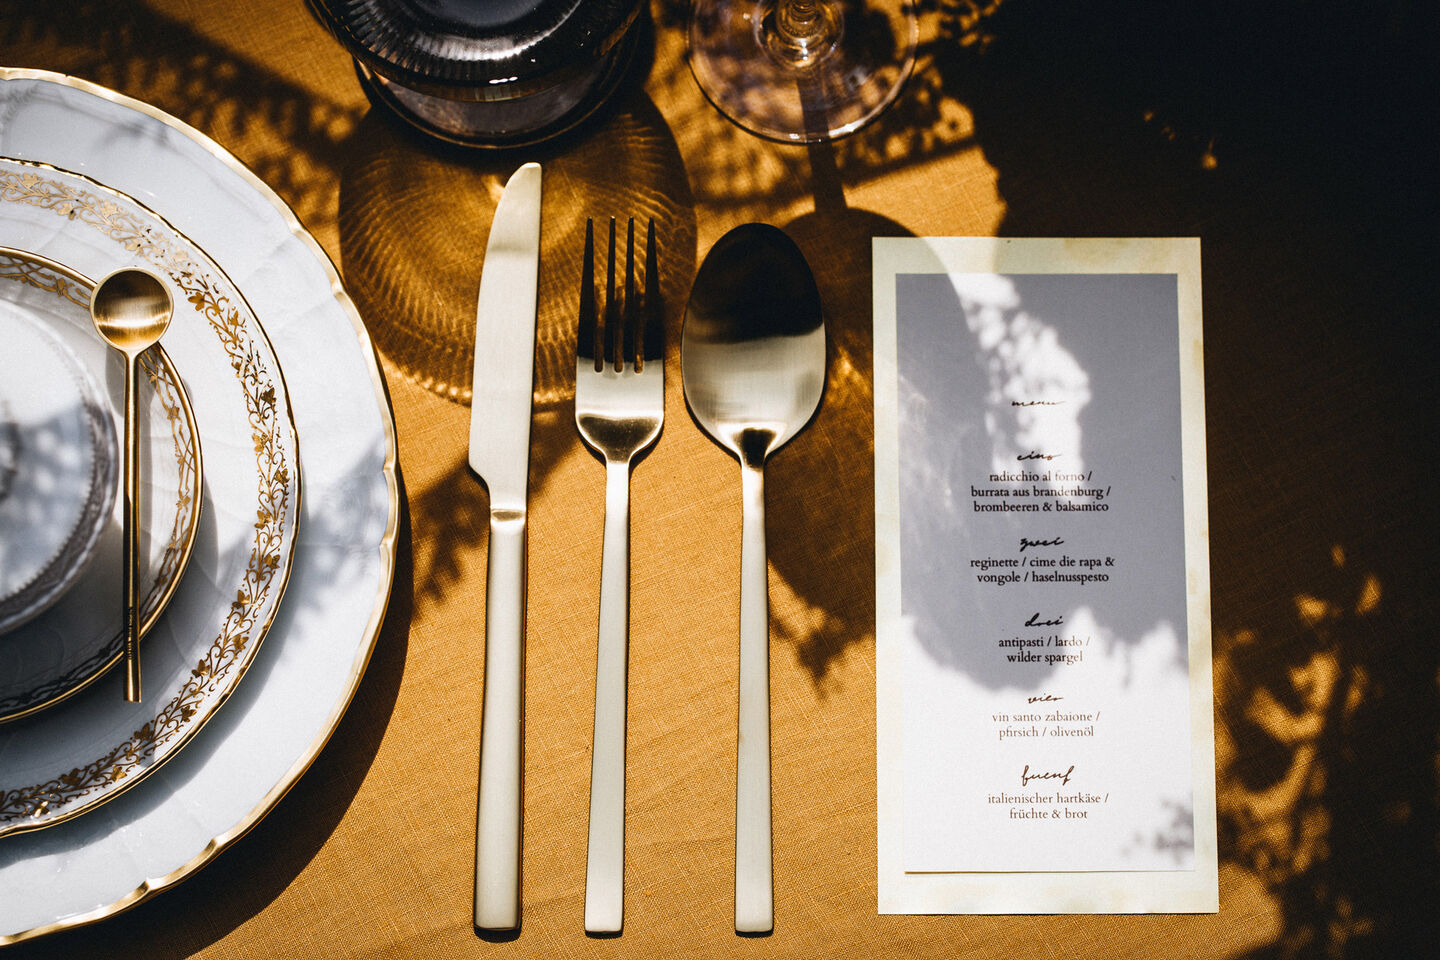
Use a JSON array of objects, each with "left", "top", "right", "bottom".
[{"left": 467, "top": 161, "right": 541, "bottom": 932}]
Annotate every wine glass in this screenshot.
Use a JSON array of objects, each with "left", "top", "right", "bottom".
[{"left": 687, "top": 0, "right": 918, "bottom": 143}]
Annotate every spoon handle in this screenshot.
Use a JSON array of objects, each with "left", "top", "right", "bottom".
[
  {"left": 475, "top": 511, "right": 526, "bottom": 931},
  {"left": 122, "top": 353, "right": 142, "bottom": 703},
  {"left": 735, "top": 459, "right": 773, "bottom": 933},
  {"left": 584, "top": 458, "right": 631, "bottom": 934}
]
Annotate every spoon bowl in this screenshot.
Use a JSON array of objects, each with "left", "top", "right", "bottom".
[
  {"left": 90, "top": 268, "right": 174, "bottom": 703},
  {"left": 91, "top": 270, "right": 173, "bottom": 352},
  {"left": 681, "top": 224, "right": 825, "bottom": 460},
  {"left": 681, "top": 222, "right": 824, "bottom": 934}
]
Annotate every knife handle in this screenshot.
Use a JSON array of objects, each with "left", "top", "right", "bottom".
[
  {"left": 475, "top": 511, "right": 526, "bottom": 931},
  {"left": 735, "top": 460, "right": 773, "bottom": 934}
]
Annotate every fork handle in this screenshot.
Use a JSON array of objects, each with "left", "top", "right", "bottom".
[
  {"left": 584, "top": 459, "right": 631, "bottom": 933},
  {"left": 475, "top": 511, "right": 526, "bottom": 931},
  {"left": 735, "top": 459, "right": 773, "bottom": 934}
]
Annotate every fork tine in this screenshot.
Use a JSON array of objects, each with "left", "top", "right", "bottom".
[
  {"left": 578, "top": 218, "right": 599, "bottom": 371},
  {"left": 641, "top": 219, "right": 662, "bottom": 366},
  {"left": 623, "top": 218, "right": 637, "bottom": 368},
  {"left": 605, "top": 217, "right": 620, "bottom": 372}
]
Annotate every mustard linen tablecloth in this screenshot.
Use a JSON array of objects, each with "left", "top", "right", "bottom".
[{"left": 1, "top": 0, "right": 1434, "bottom": 957}]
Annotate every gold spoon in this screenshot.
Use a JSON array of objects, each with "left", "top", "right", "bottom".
[
  {"left": 90, "top": 269, "right": 173, "bottom": 703},
  {"left": 681, "top": 223, "right": 826, "bottom": 934}
]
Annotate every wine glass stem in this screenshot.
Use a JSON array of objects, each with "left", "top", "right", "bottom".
[
  {"left": 767, "top": 0, "right": 841, "bottom": 68},
  {"left": 778, "top": 0, "right": 819, "bottom": 38}
]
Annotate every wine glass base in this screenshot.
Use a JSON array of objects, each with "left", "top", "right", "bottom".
[{"left": 688, "top": 0, "right": 918, "bottom": 143}]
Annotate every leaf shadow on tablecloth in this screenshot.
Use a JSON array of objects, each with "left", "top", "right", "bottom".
[{"left": 769, "top": 197, "right": 901, "bottom": 690}]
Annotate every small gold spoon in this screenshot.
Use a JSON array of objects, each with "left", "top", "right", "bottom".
[{"left": 90, "top": 269, "right": 173, "bottom": 703}]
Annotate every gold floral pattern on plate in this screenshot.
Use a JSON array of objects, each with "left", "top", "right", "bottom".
[{"left": 0, "top": 158, "right": 299, "bottom": 836}]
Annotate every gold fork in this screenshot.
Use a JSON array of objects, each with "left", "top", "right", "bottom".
[{"left": 574, "top": 217, "right": 663, "bottom": 934}]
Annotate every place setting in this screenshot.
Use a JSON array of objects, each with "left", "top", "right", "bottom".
[
  {"left": 0, "top": 48, "right": 837, "bottom": 941},
  {"left": 2, "top": 0, "right": 1222, "bottom": 947}
]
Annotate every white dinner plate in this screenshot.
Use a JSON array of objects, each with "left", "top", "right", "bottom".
[
  {"left": 0, "top": 68, "right": 397, "bottom": 944},
  {"left": 0, "top": 247, "right": 203, "bottom": 722}
]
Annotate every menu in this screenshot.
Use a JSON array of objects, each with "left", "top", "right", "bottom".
[{"left": 874, "top": 238, "right": 1217, "bottom": 913}]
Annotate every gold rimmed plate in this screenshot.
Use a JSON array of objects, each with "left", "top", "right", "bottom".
[
  {"left": 0, "top": 247, "right": 203, "bottom": 723},
  {"left": 0, "top": 69, "right": 396, "bottom": 947},
  {"left": 0, "top": 155, "right": 300, "bottom": 838}
]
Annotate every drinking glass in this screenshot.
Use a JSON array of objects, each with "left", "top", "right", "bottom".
[{"left": 687, "top": 0, "right": 918, "bottom": 143}]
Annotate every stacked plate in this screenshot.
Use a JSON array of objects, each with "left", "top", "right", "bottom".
[
  {"left": 0, "top": 69, "right": 398, "bottom": 945},
  {"left": 0, "top": 265, "right": 121, "bottom": 640},
  {"left": 1, "top": 247, "right": 202, "bottom": 721}
]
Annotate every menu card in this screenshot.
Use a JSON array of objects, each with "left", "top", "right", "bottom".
[{"left": 874, "top": 238, "right": 1217, "bottom": 913}]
